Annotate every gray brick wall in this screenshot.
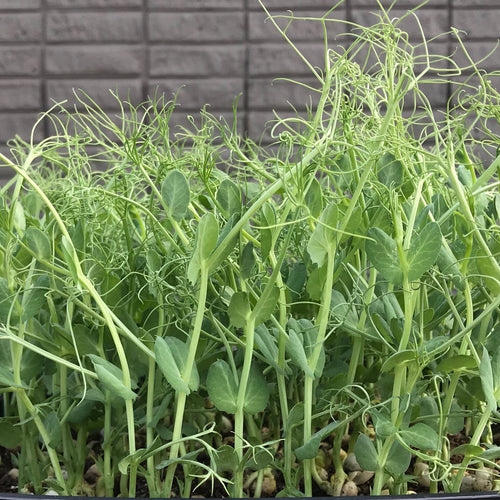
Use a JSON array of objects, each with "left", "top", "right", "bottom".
[{"left": 0, "top": 0, "right": 499, "bottom": 179}]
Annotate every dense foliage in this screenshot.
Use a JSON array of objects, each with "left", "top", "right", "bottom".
[{"left": 1, "top": 3, "right": 500, "bottom": 497}]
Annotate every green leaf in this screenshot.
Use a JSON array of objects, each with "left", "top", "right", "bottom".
[
  {"left": 480, "top": 346, "right": 497, "bottom": 411},
  {"left": 253, "top": 285, "right": 280, "bottom": 326},
  {"left": 407, "top": 222, "right": 441, "bottom": 282},
  {"left": 206, "top": 360, "right": 238, "bottom": 413},
  {"left": 161, "top": 170, "right": 190, "bottom": 221},
  {"left": 354, "top": 433, "right": 378, "bottom": 472},
  {"left": 89, "top": 355, "right": 137, "bottom": 401},
  {"left": 240, "top": 242, "right": 256, "bottom": 280},
  {"left": 228, "top": 292, "right": 251, "bottom": 329},
  {"left": 0, "top": 277, "right": 15, "bottom": 323},
  {"left": 436, "top": 355, "right": 477, "bottom": 373},
  {"left": 245, "top": 447, "right": 274, "bottom": 471},
  {"left": 243, "top": 364, "right": 269, "bottom": 414},
  {"left": 436, "top": 246, "right": 464, "bottom": 290},
  {"left": 22, "top": 275, "right": 49, "bottom": 322},
  {"left": 304, "top": 178, "right": 322, "bottom": 218},
  {"left": 254, "top": 325, "right": 282, "bottom": 373},
  {"left": 286, "top": 327, "right": 314, "bottom": 378},
  {"left": 0, "top": 421, "right": 23, "bottom": 449},
  {"left": 307, "top": 204, "right": 337, "bottom": 267},
  {"left": 399, "top": 423, "right": 439, "bottom": 450},
  {"left": 294, "top": 420, "right": 341, "bottom": 461},
  {"left": 25, "top": 226, "right": 51, "bottom": 260},
  {"left": 44, "top": 411, "right": 62, "bottom": 448},
  {"left": 216, "top": 178, "right": 241, "bottom": 218},
  {"left": 381, "top": 350, "right": 415, "bottom": 373},
  {"left": 366, "top": 227, "right": 403, "bottom": 285},
  {"left": 286, "top": 262, "right": 307, "bottom": 301},
  {"left": 154, "top": 337, "right": 191, "bottom": 394},
  {"left": 385, "top": 440, "right": 411, "bottom": 477},
  {"left": 371, "top": 410, "right": 396, "bottom": 438},
  {"left": 188, "top": 213, "right": 219, "bottom": 283},
  {"left": 451, "top": 444, "right": 484, "bottom": 457},
  {"left": 213, "top": 445, "right": 238, "bottom": 473},
  {"left": 377, "top": 152, "right": 403, "bottom": 188}
]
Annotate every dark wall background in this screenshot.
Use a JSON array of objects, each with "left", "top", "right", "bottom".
[{"left": 0, "top": 0, "right": 499, "bottom": 180}]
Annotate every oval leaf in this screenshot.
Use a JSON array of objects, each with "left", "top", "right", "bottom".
[
  {"left": 216, "top": 178, "right": 241, "bottom": 218},
  {"left": 399, "top": 423, "right": 439, "bottom": 451},
  {"left": 243, "top": 364, "right": 269, "bottom": 414},
  {"left": 206, "top": 359, "right": 238, "bottom": 413},
  {"left": 89, "top": 355, "right": 137, "bottom": 401},
  {"left": 161, "top": 170, "right": 190, "bottom": 221},
  {"left": 354, "top": 433, "right": 378, "bottom": 472},
  {"left": 407, "top": 222, "right": 441, "bottom": 282},
  {"left": 154, "top": 336, "right": 190, "bottom": 394},
  {"left": 366, "top": 227, "right": 403, "bottom": 285},
  {"left": 25, "top": 227, "right": 51, "bottom": 260}
]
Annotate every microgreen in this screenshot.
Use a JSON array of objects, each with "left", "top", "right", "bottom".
[{"left": 1, "top": 1, "right": 500, "bottom": 497}]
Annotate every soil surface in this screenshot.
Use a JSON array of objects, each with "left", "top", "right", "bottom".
[{"left": 1, "top": 427, "right": 499, "bottom": 497}]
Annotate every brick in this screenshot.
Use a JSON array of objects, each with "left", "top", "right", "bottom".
[
  {"left": 167, "top": 109, "right": 245, "bottom": 139},
  {"left": 149, "top": 78, "right": 243, "bottom": 110},
  {"left": 0, "top": 0, "right": 40, "bottom": 8},
  {"left": 0, "top": 47, "right": 40, "bottom": 75},
  {"left": 47, "top": 79, "right": 143, "bottom": 109},
  {"left": 452, "top": 10, "right": 500, "bottom": 40},
  {"left": 248, "top": 0, "right": 341, "bottom": 10},
  {"left": 47, "top": 0, "right": 142, "bottom": 7},
  {"left": 249, "top": 42, "right": 326, "bottom": 77},
  {"left": 450, "top": 41, "right": 500, "bottom": 73},
  {"left": 149, "top": 0, "right": 243, "bottom": 9},
  {"left": 47, "top": 13, "right": 142, "bottom": 42},
  {"left": 351, "top": 0, "right": 447, "bottom": 6},
  {"left": 248, "top": 109, "right": 303, "bottom": 143},
  {"left": 149, "top": 12, "right": 244, "bottom": 42},
  {"left": 150, "top": 45, "right": 244, "bottom": 77},
  {"left": 248, "top": 77, "right": 320, "bottom": 110},
  {"left": 249, "top": 9, "right": 347, "bottom": 42},
  {"left": 46, "top": 46, "right": 143, "bottom": 76},
  {"left": 0, "top": 14, "right": 41, "bottom": 42},
  {"left": 351, "top": 9, "right": 449, "bottom": 40},
  {"left": 0, "top": 80, "right": 40, "bottom": 110},
  {"left": 452, "top": 0, "right": 500, "bottom": 6},
  {"left": 0, "top": 112, "right": 43, "bottom": 143}
]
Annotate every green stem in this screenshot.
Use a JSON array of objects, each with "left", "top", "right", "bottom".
[
  {"left": 163, "top": 266, "right": 209, "bottom": 496},
  {"left": 234, "top": 317, "right": 256, "bottom": 497}
]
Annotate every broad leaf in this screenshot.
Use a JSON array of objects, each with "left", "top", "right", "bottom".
[
  {"left": 399, "top": 423, "right": 439, "bottom": 450},
  {"left": 304, "top": 178, "right": 322, "bottom": 218},
  {"left": 366, "top": 227, "right": 402, "bottom": 285},
  {"left": 25, "top": 226, "right": 51, "bottom": 260},
  {"left": 154, "top": 337, "right": 191, "bottom": 394},
  {"left": 206, "top": 360, "right": 238, "bottom": 413},
  {"left": 22, "top": 275, "right": 49, "bottom": 322},
  {"left": 243, "top": 364, "right": 269, "bottom": 414},
  {"left": 228, "top": 292, "right": 251, "bottom": 329},
  {"left": 354, "top": 433, "right": 378, "bottom": 472},
  {"left": 89, "top": 355, "right": 137, "bottom": 401},
  {"left": 0, "top": 421, "right": 23, "bottom": 449},
  {"left": 240, "top": 242, "right": 255, "bottom": 280},
  {"left": 188, "top": 213, "right": 219, "bottom": 283},
  {"left": 161, "top": 170, "right": 190, "bottom": 221},
  {"left": 253, "top": 285, "right": 280, "bottom": 326},
  {"left": 286, "top": 328, "right": 314, "bottom": 378},
  {"left": 216, "top": 178, "right": 241, "bottom": 218},
  {"left": 377, "top": 152, "right": 403, "bottom": 188},
  {"left": 385, "top": 440, "right": 411, "bottom": 477},
  {"left": 479, "top": 347, "right": 497, "bottom": 412},
  {"left": 307, "top": 204, "right": 337, "bottom": 267},
  {"left": 294, "top": 420, "right": 340, "bottom": 461},
  {"left": 407, "top": 222, "right": 441, "bottom": 282}
]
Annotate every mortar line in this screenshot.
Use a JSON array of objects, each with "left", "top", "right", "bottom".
[{"left": 243, "top": 0, "right": 250, "bottom": 139}]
